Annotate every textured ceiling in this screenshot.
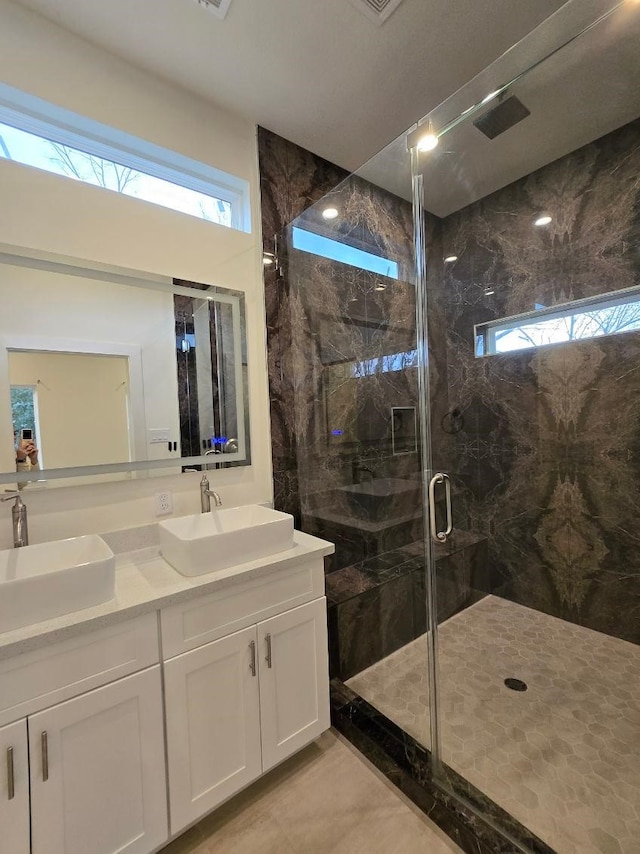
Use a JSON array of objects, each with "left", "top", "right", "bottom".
[
  {"left": 12, "top": 0, "right": 567, "bottom": 172},
  {"left": 357, "top": 0, "right": 640, "bottom": 215}
]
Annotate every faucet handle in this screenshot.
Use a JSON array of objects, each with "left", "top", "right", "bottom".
[{"left": 1, "top": 491, "right": 21, "bottom": 503}]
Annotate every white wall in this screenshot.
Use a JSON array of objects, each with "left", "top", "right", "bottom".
[{"left": 0, "top": 1, "right": 272, "bottom": 547}]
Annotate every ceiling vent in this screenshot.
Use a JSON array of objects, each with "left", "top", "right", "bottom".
[
  {"left": 349, "top": 0, "right": 405, "bottom": 25},
  {"left": 193, "top": 0, "right": 232, "bottom": 19},
  {"left": 473, "top": 96, "right": 531, "bottom": 140}
]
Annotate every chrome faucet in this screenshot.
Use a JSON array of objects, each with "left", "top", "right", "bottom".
[
  {"left": 200, "top": 450, "right": 222, "bottom": 513},
  {"left": 2, "top": 492, "right": 28, "bottom": 548}
]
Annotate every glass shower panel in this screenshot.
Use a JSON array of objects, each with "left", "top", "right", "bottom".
[
  {"left": 277, "top": 3, "right": 639, "bottom": 850},
  {"left": 278, "top": 166, "right": 434, "bottom": 749},
  {"left": 411, "top": 2, "right": 640, "bottom": 852}
]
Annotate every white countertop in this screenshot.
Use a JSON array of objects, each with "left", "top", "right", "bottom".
[{"left": 0, "top": 529, "right": 334, "bottom": 660}]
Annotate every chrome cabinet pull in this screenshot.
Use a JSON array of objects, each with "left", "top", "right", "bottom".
[
  {"left": 265, "top": 633, "right": 272, "bottom": 669},
  {"left": 41, "top": 732, "right": 49, "bottom": 782},
  {"left": 6, "top": 747, "right": 14, "bottom": 800},
  {"left": 249, "top": 640, "right": 257, "bottom": 677},
  {"left": 428, "top": 473, "right": 453, "bottom": 543}
]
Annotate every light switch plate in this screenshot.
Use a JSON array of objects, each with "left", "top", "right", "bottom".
[{"left": 149, "top": 428, "right": 170, "bottom": 444}]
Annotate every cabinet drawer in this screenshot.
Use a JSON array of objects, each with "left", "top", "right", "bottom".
[
  {"left": 0, "top": 613, "right": 159, "bottom": 726},
  {"left": 161, "top": 558, "right": 325, "bottom": 659}
]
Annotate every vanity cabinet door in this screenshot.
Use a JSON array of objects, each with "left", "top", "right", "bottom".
[
  {"left": 29, "top": 666, "right": 168, "bottom": 854},
  {"left": 0, "top": 718, "right": 30, "bottom": 854},
  {"left": 258, "top": 597, "right": 330, "bottom": 771},
  {"left": 164, "top": 624, "right": 262, "bottom": 835}
]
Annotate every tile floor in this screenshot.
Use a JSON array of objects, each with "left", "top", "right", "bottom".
[
  {"left": 161, "top": 729, "right": 462, "bottom": 854},
  {"left": 347, "top": 595, "right": 640, "bottom": 854}
]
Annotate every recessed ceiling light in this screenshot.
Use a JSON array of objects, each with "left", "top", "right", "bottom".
[
  {"left": 322, "top": 207, "right": 339, "bottom": 220},
  {"left": 375, "top": 283, "right": 386, "bottom": 291},
  {"left": 444, "top": 255, "right": 458, "bottom": 263},
  {"left": 417, "top": 133, "right": 439, "bottom": 152},
  {"left": 534, "top": 215, "right": 552, "bottom": 226}
]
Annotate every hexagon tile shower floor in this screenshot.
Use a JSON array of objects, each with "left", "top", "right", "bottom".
[{"left": 347, "top": 595, "right": 640, "bottom": 854}]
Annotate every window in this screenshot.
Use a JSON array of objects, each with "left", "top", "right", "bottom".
[
  {"left": 475, "top": 289, "right": 640, "bottom": 356},
  {"left": 0, "top": 83, "right": 250, "bottom": 231},
  {"left": 291, "top": 227, "right": 399, "bottom": 279}
]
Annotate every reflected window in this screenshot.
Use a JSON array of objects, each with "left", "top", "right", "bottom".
[
  {"left": 292, "top": 227, "right": 399, "bottom": 278},
  {"left": 352, "top": 349, "right": 418, "bottom": 377},
  {"left": 476, "top": 291, "right": 640, "bottom": 356}
]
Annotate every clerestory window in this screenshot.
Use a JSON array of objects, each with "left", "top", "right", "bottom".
[
  {"left": 0, "top": 84, "right": 251, "bottom": 232},
  {"left": 475, "top": 289, "right": 640, "bottom": 356}
]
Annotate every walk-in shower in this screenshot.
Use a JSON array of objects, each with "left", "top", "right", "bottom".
[{"left": 275, "top": 2, "right": 640, "bottom": 851}]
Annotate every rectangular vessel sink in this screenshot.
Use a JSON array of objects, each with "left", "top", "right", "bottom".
[
  {"left": 0, "top": 535, "right": 115, "bottom": 634},
  {"left": 159, "top": 505, "right": 294, "bottom": 577}
]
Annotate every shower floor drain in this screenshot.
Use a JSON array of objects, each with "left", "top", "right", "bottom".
[{"left": 504, "top": 678, "right": 528, "bottom": 692}]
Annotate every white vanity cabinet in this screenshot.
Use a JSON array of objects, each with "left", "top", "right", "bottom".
[
  {"left": 0, "top": 613, "right": 168, "bottom": 854},
  {"left": 29, "top": 666, "right": 168, "bottom": 854},
  {"left": 162, "top": 559, "right": 330, "bottom": 835},
  {"left": 0, "top": 718, "right": 30, "bottom": 854},
  {"left": 0, "top": 536, "right": 334, "bottom": 852},
  {"left": 258, "top": 597, "right": 330, "bottom": 771},
  {"left": 164, "top": 625, "right": 263, "bottom": 832}
]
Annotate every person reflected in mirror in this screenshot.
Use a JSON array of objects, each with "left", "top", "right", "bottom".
[{"left": 14, "top": 429, "right": 40, "bottom": 488}]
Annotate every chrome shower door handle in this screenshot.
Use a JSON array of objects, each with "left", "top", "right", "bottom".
[{"left": 428, "top": 472, "right": 453, "bottom": 543}]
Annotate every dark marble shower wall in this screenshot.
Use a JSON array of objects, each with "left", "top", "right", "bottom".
[
  {"left": 258, "top": 129, "right": 455, "bottom": 677},
  {"left": 258, "top": 127, "right": 424, "bottom": 555},
  {"left": 258, "top": 128, "right": 482, "bottom": 629},
  {"left": 258, "top": 127, "right": 349, "bottom": 526},
  {"left": 286, "top": 188, "right": 419, "bottom": 549},
  {"left": 433, "top": 118, "right": 640, "bottom": 644}
]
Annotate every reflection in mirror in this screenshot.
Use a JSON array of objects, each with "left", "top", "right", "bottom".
[
  {"left": 173, "top": 284, "right": 242, "bottom": 462},
  {"left": 10, "top": 350, "right": 132, "bottom": 470},
  {"left": 0, "top": 247, "right": 250, "bottom": 486}
]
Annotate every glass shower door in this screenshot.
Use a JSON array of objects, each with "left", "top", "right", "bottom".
[{"left": 412, "top": 2, "right": 640, "bottom": 852}]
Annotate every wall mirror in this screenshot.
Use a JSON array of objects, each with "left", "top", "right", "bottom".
[{"left": 0, "top": 244, "right": 250, "bottom": 488}]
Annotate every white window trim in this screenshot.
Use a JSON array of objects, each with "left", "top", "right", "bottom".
[{"left": 0, "top": 83, "right": 251, "bottom": 233}]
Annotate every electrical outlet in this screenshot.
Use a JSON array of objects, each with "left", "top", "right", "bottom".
[{"left": 155, "top": 491, "right": 173, "bottom": 516}]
